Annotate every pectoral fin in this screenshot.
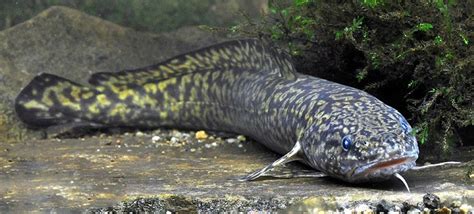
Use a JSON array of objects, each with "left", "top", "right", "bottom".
[{"left": 239, "top": 141, "right": 304, "bottom": 181}]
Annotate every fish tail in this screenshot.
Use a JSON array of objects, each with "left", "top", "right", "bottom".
[{"left": 15, "top": 73, "right": 95, "bottom": 127}]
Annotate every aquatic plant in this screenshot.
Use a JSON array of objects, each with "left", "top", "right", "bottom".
[{"left": 232, "top": 0, "right": 473, "bottom": 159}]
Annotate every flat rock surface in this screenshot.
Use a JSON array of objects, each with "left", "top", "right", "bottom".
[{"left": 0, "top": 6, "right": 472, "bottom": 213}]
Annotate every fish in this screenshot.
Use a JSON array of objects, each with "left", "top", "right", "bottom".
[{"left": 15, "top": 39, "right": 421, "bottom": 184}]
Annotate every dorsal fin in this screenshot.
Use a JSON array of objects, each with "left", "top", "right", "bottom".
[{"left": 88, "top": 39, "right": 297, "bottom": 86}]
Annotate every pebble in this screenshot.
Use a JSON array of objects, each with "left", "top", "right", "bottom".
[
  {"left": 451, "top": 200, "right": 461, "bottom": 208},
  {"left": 437, "top": 207, "right": 451, "bottom": 214},
  {"left": 190, "top": 148, "right": 196, "bottom": 152},
  {"left": 211, "top": 142, "right": 218, "bottom": 147},
  {"left": 354, "top": 203, "right": 370, "bottom": 213},
  {"left": 151, "top": 136, "right": 161, "bottom": 143},
  {"left": 226, "top": 138, "right": 238, "bottom": 144},
  {"left": 423, "top": 193, "right": 440, "bottom": 209},
  {"left": 237, "top": 135, "right": 246, "bottom": 141},
  {"left": 135, "top": 131, "right": 144, "bottom": 137},
  {"left": 170, "top": 137, "right": 179, "bottom": 144},
  {"left": 407, "top": 208, "right": 420, "bottom": 214},
  {"left": 376, "top": 200, "right": 391, "bottom": 213},
  {"left": 204, "top": 144, "right": 212, "bottom": 149},
  {"left": 460, "top": 204, "right": 473, "bottom": 214},
  {"left": 195, "top": 131, "right": 208, "bottom": 140}
]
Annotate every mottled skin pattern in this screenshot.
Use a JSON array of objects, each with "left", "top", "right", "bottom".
[{"left": 15, "top": 39, "right": 419, "bottom": 183}]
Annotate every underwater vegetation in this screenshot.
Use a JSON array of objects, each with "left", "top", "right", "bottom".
[{"left": 230, "top": 0, "right": 473, "bottom": 159}]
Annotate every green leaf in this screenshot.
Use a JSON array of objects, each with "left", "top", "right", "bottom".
[
  {"left": 459, "top": 33, "right": 469, "bottom": 45},
  {"left": 294, "top": 0, "right": 310, "bottom": 6},
  {"left": 335, "top": 31, "right": 343, "bottom": 40},
  {"left": 434, "top": 35, "right": 443, "bottom": 45},
  {"left": 416, "top": 23, "right": 433, "bottom": 32},
  {"left": 361, "top": 0, "right": 383, "bottom": 8},
  {"left": 408, "top": 80, "right": 418, "bottom": 88}
]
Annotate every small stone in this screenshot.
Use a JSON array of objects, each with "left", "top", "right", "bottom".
[
  {"left": 237, "top": 135, "right": 246, "bottom": 141},
  {"left": 204, "top": 144, "right": 212, "bottom": 148},
  {"left": 451, "top": 201, "right": 462, "bottom": 208},
  {"left": 376, "top": 200, "right": 391, "bottom": 214},
  {"left": 408, "top": 208, "right": 421, "bottom": 214},
  {"left": 423, "top": 193, "right": 441, "bottom": 209},
  {"left": 151, "top": 136, "right": 161, "bottom": 143},
  {"left": 135, "top": 131, "right": 144, "bottom": 137},
  {"left": 225, "top": 138, "right": 238, "bottom": 144},
  {"left": 190, "top": 148, "right": 196, "bottom": 152},
  {"left": 170, "top": 137, "right": 179, "bottom": 144},
  {"left": 195, "top": 131, "right": 208, "bottom": 140},
  {"left": 211, "top": 142, "right": 218, "bottom": 147},
  {"left": 460, "top": 204, "right": 473, "bottom": 214},
  {"left": 238, "top": 144, "right": 243, "bottom": 148},
  {"left": 452, "top": 208, "right": 461, "bottom": 214},
  {"left": 355, "top": 203, "right": 370, "bottom": 213},
  {"left": 437, "top": 207, "right": 451, "bottom": 214}
]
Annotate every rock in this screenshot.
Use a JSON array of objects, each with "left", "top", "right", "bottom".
[
  {"left": 437, "top": 207, "right": 452, "bottom": 214},
  {"left": 151, "top": 136, "right": 162, "bottom": 143},
  {"left": 0, "top": 6, "right": 225, "bottom": 142},
  {"left": 459, "top": 204, "right": 473, "bottom": 214},
  {"left": 195, "top": 131, "right": 208, "bottom": 140},
  {"left": 423, "top": 193, "right": 441, "bottom": 209},
  {"left": 375, "top": 200, "right": 391, "bottom": 213}
]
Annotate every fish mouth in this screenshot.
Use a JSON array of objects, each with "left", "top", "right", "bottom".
[{"left": 348, "top": 155, "right": 418, "bottom": 182}]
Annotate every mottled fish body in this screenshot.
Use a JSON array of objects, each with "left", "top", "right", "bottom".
[{"left": 15, "top": 39, "right": 419, "bottom": 183}]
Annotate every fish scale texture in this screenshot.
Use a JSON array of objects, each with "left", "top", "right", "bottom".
[{"left": 14, "top": 39, "right": 419, "bottom": 182}]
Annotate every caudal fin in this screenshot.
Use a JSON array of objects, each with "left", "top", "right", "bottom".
[{"left": 15, "top": 73, "right": 93, "bottom": 127}]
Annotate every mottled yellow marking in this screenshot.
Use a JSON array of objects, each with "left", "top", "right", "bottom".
[
  {"left": 70, "top": 86, "right": 81, "bottom": 100},
  {"left": 95, "top": 86, "right": 106, "bottom": 92},
  {"left": 210, "top": 49, "right": 221, "bottom": 63},
  {"left": 110, "top": 103, "right": 129, "bottom": 118},
  {"left": 218, "top": 48, "right": 229, "bottom": 60},
  {"left": 185, "top": 55, "right": 204, "bottom": 68},
  {"left": 159, "top": 111, "right": 168, "bottom": 119},
  {"left": 82, "top": 91, "right": 94, "bottom": 99},
  {"left": 41, "top": 88, "right": 55, "bottom": 106},
  {"left": 57, "top": 93, "right": 81, "bottom": 111},
  {"left": 118, "top": 89, "right": 137, "bottom": 101},
  {"left": 96, "top": 94, "right": 111, "bottom": 107},
  {"left": 190, "top": 88, "right": 197, "bottom": 100},
  {"left": 88, "top": 103, "right": 100, "bottom": 114},
  {"left": 143, "top": 83, "right": 158, "bottom": 94},
  {"left": 170, "top": 59, "right": 180, "bottom": 64},
  {"left": 23, "top": 100, "right": 49, "bottom": 110},
  {"left": 159, "top": 65, "right": 175, "bottom": 74}
]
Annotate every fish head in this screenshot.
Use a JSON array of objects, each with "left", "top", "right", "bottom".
[{"left": 301, "top": 97, "right": 419, "bottom": 183}]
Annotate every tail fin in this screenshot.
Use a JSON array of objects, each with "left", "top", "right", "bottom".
[{"left": 15, "top": 73, "right": 92, "bottom": 127}]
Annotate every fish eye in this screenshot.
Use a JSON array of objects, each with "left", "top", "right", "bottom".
[
  {"left": 341, "top": 136, "right": 352, "bottom": 151},
  {"left": 400, "top": 118, "right": 410, "bottom": 133}
]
